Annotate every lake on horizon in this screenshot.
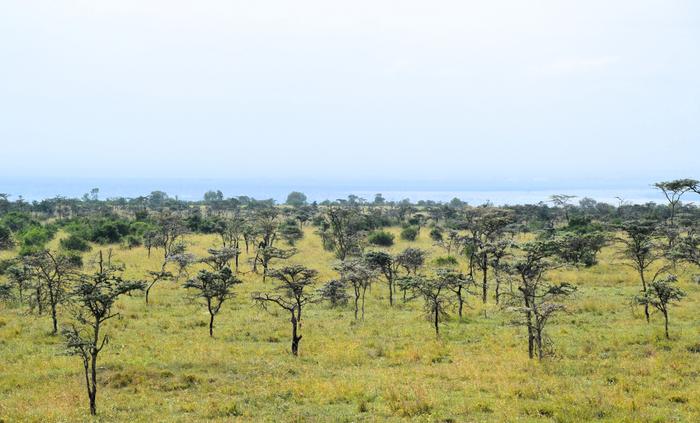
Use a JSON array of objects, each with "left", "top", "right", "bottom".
[{"left": 0, "top": 178, "right": 668, "bottom": 205}]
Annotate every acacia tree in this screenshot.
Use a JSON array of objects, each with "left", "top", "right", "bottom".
[
  {"left": 62, "top": 251, "right": 144, "bottom": 416},
  {"left": 252, "top": 245, "right": 296, "bottom": 282},
  {"left": 144, "top": 268, "right": 173, "bottom": 305},
  {"left": 154, "top": 211, "right": 187, "bottom": 260},
  {"left": 463, "top": 209, "right": 513, "bottom": 303},
  {"left": 489, "top": 239, "right": 512, "bottom": 304},
  {"left": 549, "top": 194, "right": 577, "bottom": 225},
  {"left": 318, "top": 206, "right": 365, "bottom": 260},
  {"left": 28, "top": 250, "right": 81, "bottom": 334},
  {"left": 434, "top": 229, "right": 461, "bottom": 255},
  {"left": 5, "top": 259, "right": 33, "bottom": 305},
  {"left": 252, "top": 265, "right": 318, "bottom": 355},
  {"left": 336, "top": 258, "right": 377, "bottom": 320},
  {"left": 212, "top": 217, "right": 245, "bottom": 270},
  {"left": 414, "top": 272, "right": 459, "bottom": 336},
  {"left": 396, "top": 247, "right": 427, "bottom": 275},
  {"left": 318, "top": 279, "right": 349, "bottom": 307},
  {"left": 636, "top": 274, "right": 685, "bottom": 339},
  {"left": 504, "top": 241, "right": 576, "bottom": 360},
  {"left": 166, "top": 252, "right": 197, "bottom": 282},
  {"left": 394, "top": 247, "right": 427, "bottom": 301},
  {"left": 184, "top": 266, "right": 242, "bottom": 337},
  {"left": 437, "top": 268, "right": 473, "bottom": 319},
  {"left": 617, "top": 221, "right": 668, "bottom": 322},
  {"left": 653, "top": 179, "right": 697, "bottom": 225},
  {"left": 365, "top": 250, "right": 402, "bottom": 306}
]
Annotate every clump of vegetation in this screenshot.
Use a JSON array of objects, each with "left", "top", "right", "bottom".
[
  {"left": 400, "top": 226, "right": 419, "bottom": 241},
  {"left": 60, "top": 234, "right": 92, "bottom": 252},
  {"left": 368, "top": 230, "right": 395, "bottom": 246}
]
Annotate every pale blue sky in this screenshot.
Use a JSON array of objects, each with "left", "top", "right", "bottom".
[{"left": 1, "top": 1, "right": 698, "bottom": 186}]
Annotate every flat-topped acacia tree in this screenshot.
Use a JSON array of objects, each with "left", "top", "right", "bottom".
[
  {"left": 252, "top": 265, "right": 318, "bottom": 356},
  {"left": 184, "top": 248, "right": 242, "bottom": 336},
  {"left": 62, "top": 251, "right": 144, "bottom": 416},
  {"left": 365, "top": 250, "right": 402, "bottom": 306}
]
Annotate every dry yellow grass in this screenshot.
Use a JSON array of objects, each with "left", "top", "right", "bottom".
[{"left": 1, "top": 227, "right": 700, "bottom": 422}]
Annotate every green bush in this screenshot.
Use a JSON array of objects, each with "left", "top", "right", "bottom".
[
  {"left": 434, "top": 256, "right": 458, "bottom": 267},
  {"left": 19, "top": 226, "right": 55, "bottom": 255},
  {"left": 368, "top": 230, "right": 395, "bottom": 246},
  {"left": 400, "top": 226, "right": 419, "bottom": 241},
  {"left": 429, "top": 227, "right": 443, "bottom": 242},
  {"left": 60, "top": 234, "right": 92, "bottom": 252},
  {"left": 0, "top": 224, "right": 13, "bottom": 250}
]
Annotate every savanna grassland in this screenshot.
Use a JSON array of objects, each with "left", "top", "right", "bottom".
[{"left": 2, "top": 224, "right": 700, "bottom": 423}]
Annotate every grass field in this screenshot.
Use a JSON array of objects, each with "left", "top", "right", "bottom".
[{"left": 1, "top": 227, "right": 700, "bottom": 422}]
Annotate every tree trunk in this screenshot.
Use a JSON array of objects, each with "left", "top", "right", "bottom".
[
  {"left": 494, "top": 269, "right": 500, "bottom": 305},
  {"left": 640, "top": 271, "right": 649, "bottom": 323},
  {"left": 388, "top": 279, "right": 394, "bottom": 306},
  {"left": 89, "top": 351, "right": 97, "bottom": 415},
  {"left": 353, "top": 290, "right": 359, "bottom": 320},
  {"left": 51, "top": 302, "right": 58, "bottom": 335},
  {"left": 291, "top": 314, "right": 302, "bottom": 356},
  {"left": 209, "top": 313, "right": 215, "bottom": 337},
  {"left": 434, "top": 304, "right": 440, "bottom": 336},
  {"left": 663, "top": 309, "right": 669, "bottom": 339},
  {"left": 36, "top": 286, "right": 43, "bottom": 315},
  {"left": 481, "top": 257, "right": 488, "bottom": 303},
  {"left": 361, "top": 287, "right": 367, "bottom": 320}
]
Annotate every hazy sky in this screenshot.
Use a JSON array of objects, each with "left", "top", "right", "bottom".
[{"left": 1, "top": 1, "right": 698, "bottom": 185}]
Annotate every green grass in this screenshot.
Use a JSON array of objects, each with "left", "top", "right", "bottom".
[{"left": 1, "top": 227, "right": 700, "bottom": 422}]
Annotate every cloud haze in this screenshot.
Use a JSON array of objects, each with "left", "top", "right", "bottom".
[{"left": 1, "top": 0, "right": 698, "bottom": 186}]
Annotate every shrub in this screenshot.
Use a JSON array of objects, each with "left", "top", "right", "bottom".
[
  {"left": 0, "top": 224, "right": 13, "bottom": 250},
  {"left": 429, "top": 227, "right": 443, "bottom": 242},
  {"left": 60, "top": 234, "right": 92, "bottom": 252},
  {"left": 400, "top": 226, "right": 419, "bottom": 241},
  {"left": 434, "top": 256, "right": 458, "bottom": 267},
  {"left": 125, "top": 235, "right": 143, "bottom": 249},
  {"left": 19, "top": 226, "right": 54, "bottom": 255},
  {"left": 368, "top": 230, "right": 395, "bottom": 246}
]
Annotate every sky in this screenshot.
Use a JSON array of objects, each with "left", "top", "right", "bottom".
[{"left": 1, "top": 0, "right": 698, "bottom": 188}]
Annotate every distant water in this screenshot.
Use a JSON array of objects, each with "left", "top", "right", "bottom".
[{"left": 0, "top": 177, "right": 666, "bottom": 205}]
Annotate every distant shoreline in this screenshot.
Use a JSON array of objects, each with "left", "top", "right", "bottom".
[{"left": 0, "top": 177, "right": 666, "bottom": 205}]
